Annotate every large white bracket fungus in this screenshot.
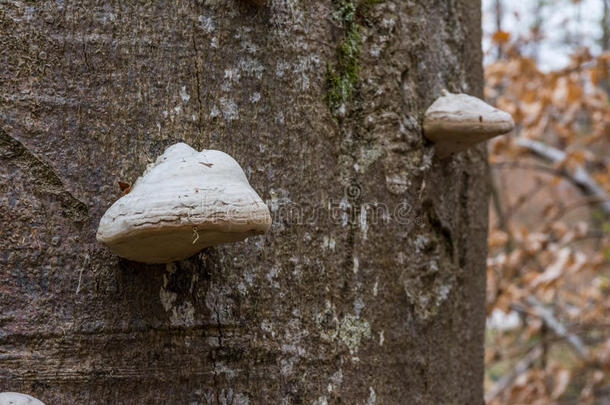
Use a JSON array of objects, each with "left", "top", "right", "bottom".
[
  {"left": 423, "top": 91, "right": 515, "bottom": 158},
  {"left": 96, "top": 143, "right": 271, "bottom": 264},
  {"left": 0, "top": 392, "right": 45, "bottom": 405}
]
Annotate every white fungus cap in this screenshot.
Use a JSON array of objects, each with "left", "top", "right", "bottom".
[
  {"left": 96, "top": 143, "right": 271, "bottom": 263},
  {"left": 423, "top": 91, "right": 515, "bottom": 158},
  {"left": 0, "top": 392, "right": 45, "bottom": 405}
]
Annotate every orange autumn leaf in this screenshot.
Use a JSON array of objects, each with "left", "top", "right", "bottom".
[
  {"left": 492, "top": 30, "right": 511, "bottom": 44},
  {"left": 566, "top": 82, "right": 583, "bottom": 103},
  {"left": 589, "top": 65, "right": 608, "bottom": 86},
  {"left": 118, "top": 181, "right": 131, "bottom": 195}
]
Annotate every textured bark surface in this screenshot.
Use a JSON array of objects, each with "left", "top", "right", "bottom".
[{"left": 0, "top": 0, "right": 487, "bottom": 404}]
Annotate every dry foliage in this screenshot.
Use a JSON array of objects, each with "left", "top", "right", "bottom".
[{"left": 484, "top": 26, "right": 610, "bottom": 405}]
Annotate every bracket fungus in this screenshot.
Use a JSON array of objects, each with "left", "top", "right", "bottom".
[
  {"left": 423, "top": 91, "right": 515, "bottom": 158},
  {"left": 0, "top": 392, "right": 45, "bottom": 405},
  {"left": 96, "top": 143, "right": 271, "bottom": 264}
]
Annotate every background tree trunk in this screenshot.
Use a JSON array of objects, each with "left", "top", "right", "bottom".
[{"left": 0, "top": 1, "right": 487, "bottom": 403}]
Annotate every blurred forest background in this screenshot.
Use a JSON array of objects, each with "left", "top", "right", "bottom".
[{"left": 482, "top": 0, "right": 610, "bottom": 403}]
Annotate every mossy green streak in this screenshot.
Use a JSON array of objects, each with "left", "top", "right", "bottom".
[{"left": 326, "top": 0, "right": 381, "bottom": 114}]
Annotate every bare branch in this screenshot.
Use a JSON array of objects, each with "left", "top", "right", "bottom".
[
  {"left": 514, "top": 296, "right": 589, "bottom": 359},
  {"left": 485, "top": 345, "right": 544, "bottom": 402},
  {"left": 515, "top": 138, "right": 610, "bottom": 216}
]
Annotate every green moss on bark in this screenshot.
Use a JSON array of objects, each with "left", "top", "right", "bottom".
[{"left": 326, "top": 0, "right": 381, "bottom": 114}]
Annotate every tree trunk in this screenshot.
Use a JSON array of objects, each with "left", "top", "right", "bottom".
[{"left": 0, "top": 1, "right": 487, "bottom": 403}]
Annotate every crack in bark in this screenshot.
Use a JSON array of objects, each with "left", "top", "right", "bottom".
[
  {"left": 458, "top": 171, "right": 470, "bottom": 269},
  {"left": 191, "top": 25, "right": 205, "bottom": 144},
  {"left": 212, "top": 297, "right": 224, "bottom": 405},
  {"left": 0, "top": 127, "right": 88, "bottom": 223}
]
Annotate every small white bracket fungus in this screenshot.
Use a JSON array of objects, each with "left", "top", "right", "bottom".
[
  {"left": 0, "top": 392, "right": 45, "bottom": 405},
  {"left": 96, "top": 143, "right": 271, "bottom": 264},
  {"left": 423, "top": 91, "right": 515, "bottom": 158}
]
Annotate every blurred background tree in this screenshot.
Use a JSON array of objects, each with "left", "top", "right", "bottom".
[{"left": 482, "top": 0, "right": 610, "bottom": 403}]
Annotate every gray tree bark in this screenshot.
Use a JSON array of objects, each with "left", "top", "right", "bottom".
[{"left": 0, "top": 0, "right": 488, "bottom": 403}]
